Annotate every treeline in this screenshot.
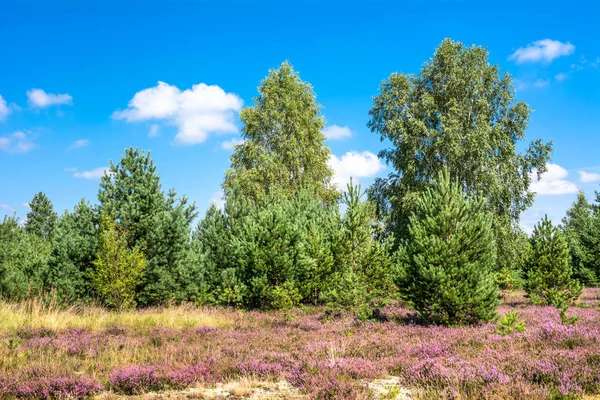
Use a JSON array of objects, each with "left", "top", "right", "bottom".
[{"left": 1, "top": 39, "right": 598, "bottom": 325}]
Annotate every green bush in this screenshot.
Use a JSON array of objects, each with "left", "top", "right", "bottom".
[
  {"left": 399, "top": 169, "right": 499, "bottom": 326},
  {"left": 47, "top": 200, "right": 98, "bottom": 304},
  {"left": 0, "top": 215, "right": 51, "bottom": 301},
  {"left": 92, "top": 215, "right": 147, "bottom": 310},
  {"left": 525, "top": 215, "right": 582, "bottom": 306},
  {"left": 496, "top": 311, "right": 526, "bottom": 335}
]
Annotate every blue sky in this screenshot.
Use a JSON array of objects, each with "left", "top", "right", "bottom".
[{"left": 1, "top": 0, "right": 599, "bottom": 231}]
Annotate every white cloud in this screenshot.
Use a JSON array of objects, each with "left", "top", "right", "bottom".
[
  {"left": 0, "top": 131, "right": 35, "bottom": 153},
  {"left": 0, "top": 95, "right": 10, "bottom": 121},
  {"left": 579, "top": 170, "right": 600, "bottom": 183},
  {"left": 113, "top": 81, "right": 243, "bottom": 145},
  {"left": 148, "top": 124, "right": 160, "bottom": 138},
  {"left": 73, "top": 167, "right": 110, "bottom": 180},
  {"left": 323, "top": 125, "right": 352, "bottom": 140},
  {"left": 221, "top": 137, "right": 245, "bottom": 151},
  {"left": 67, "top": 139, "right": 90, "bottom": 151},
  {"left": 0, "top": 204, "right": 14, "bottom": 212},
  {"left": 21, "top": 202, "right": 30, "bottom": 209},
  {"left": 533, "top": 79, "right": 550, "bottom": 88},
  {"left": 64, "top": 167, "right": 78, "bottom": 173},
  {"left": 27, "top": 88, "right": 73, "bottom": 108},
  {"left": 210, "top": 190, "right": 225, "bottom": 210},
  {"left": 555, "top": 72, "right": 569, "bottom": 82},
  {"left": 529, "top": 163, "right": 578, "bottom": 195},
  {"left": 509, "top": 39, "right": 575, "bottom": 64},
  {"left": 328, "top": 151, "right": 385, "bottom": 190}
]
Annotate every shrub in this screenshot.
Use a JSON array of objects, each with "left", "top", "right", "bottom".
[
  {"left": 398, "top": 169, "right": 499, "bottom": 325},
  {"left": 92, "top": 215, "right": 147, "bottom": 309},
  {"left": 0, "top": 215, "right": 51, "bottom": 301},
  {"left": 525, "top": 215, "right": 582, "bottom": 306},
  {"left": 496, "top": 311, "right": 526, "bottom": 335}
]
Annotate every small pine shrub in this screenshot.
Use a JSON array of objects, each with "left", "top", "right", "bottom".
[
  {"left": 271, "top": 281, "right": 302, "bottom": 311},
  {"left": 525, "top": 216, "right": 582, "bottom": 306},
  {"left": 559, "top": 305, "right": 579, "bottom": 326},
  {"left": 496, "top": 311, "right": 526, "bottom": 335},
  {"left": 399, "top": 169, "right": 499, "bottom": 326}
]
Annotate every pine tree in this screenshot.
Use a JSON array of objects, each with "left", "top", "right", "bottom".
[
  {"left": 47, "top": 199, "right": 98, "bottom": 303},
  {"left": 581, "top": 210, "right": 600, "bottom": 281},
  {"left": 24, "top": 192, "right": 58, "bottom": 241},
  {"left": 196, "top": 188, "right": 341, "bottom": 309},
  {"left": 0, "top": 215, "right": 51, "bottom": 301},
  {"left": 98, "top": 148, "right": 197, "bottom": 305},
  {"left": 562, "top": 191, "right": 595, "bottom": 285},
  {"left": 525, "top": 216, "right": 582, "bottom": 306},
  {"left": 224, "top": 61, "right": 338, "bottom": 204},
  {"left": 323, "top": 180, "right": 395, "bottom": 311},
  {"left": 92, "top": 215, "right": 147, "bottom": 310},
  {"left": 399, "top": 169, "right": 499, "bottom": 326}
]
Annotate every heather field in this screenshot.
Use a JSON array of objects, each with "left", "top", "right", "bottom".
[{"left": 0, "top": 290, "right": 599, "bottom": 399}]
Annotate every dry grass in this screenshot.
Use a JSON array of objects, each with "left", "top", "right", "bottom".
[
  {"left": 0, "top": 298, "right": 233, "bottom": 335},
  {"left": 97, "top": 378, "right": 309, "bottom": 399}
]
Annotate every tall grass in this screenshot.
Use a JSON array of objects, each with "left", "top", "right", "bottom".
[{"left": 0, "top": 297, "right": 233, "bottom": 334}]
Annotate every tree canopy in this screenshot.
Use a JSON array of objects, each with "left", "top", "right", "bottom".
[
  {"left": 367, "top": 39, "right": 552, "bottom": 253},
  {"left": 224, "top": 61, "right": 338, "bottom": 204}
]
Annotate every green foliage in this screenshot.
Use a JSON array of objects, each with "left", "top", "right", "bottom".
[
  {"left": 224, "top": 61, "right": 338, "bottom": 204},
  {"left": 558, "top": 304, "right": 579, "bottom": 326},
  {"left": 367, "top": 39, "right": 552, "bottom": 271},
  {"left": 47, "top": 200, "right": 98, "bottom": 304},
  {"left": 92, "top": 215, "right": 147, "bottom": 309},
  {"left": 399, "top": 169, "right": 499, "bottom": 326},
  {"left": 196, "top": 182, "right": 395, "bottom": 310},
  {"left": 271, "top": 281, "right": 302, "bottom": 311},
  {"left": 494, "top": 223, "right": 529, "bottom": 289},
  {"left": 322, "top": 180, "right": 396, "bottom": 317},
  {"left": 525, "top": 216, "right": 582, "bottom": 306},
  {"left": 321, "top": 269, "right": 368, "bottom": 310},
  {"left": 496, "top": 311, "right": 526, "bottom": 335},
  {"left": 562, "top": 191, "right": 596, "bottom": 285},
  {"left": 24, "top": 192, "right": 58, "bottom": 241},
  {"left": 98, "top": 148, "right": 197, "bottom": 306},
  {"left": 0, "top": 215, "right": 51, "bottom": 301},
  {"left": 580, "top": 207, "right": 600, "bottom": 283}
]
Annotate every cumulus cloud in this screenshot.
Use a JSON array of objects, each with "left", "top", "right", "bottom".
[
  {"left": 328, "top": 151, "right": 385, "bottom": 190},
  {"left": 529, "top": 163, "right": 578, "bottom": 195},
  {"left": 67, "top": 139, "right": 90, "bottom": 151},
  {"left": 73, "top": 167, "right": 110, "bottom": 180},
  {"left": 323, "top": 125, "right": 352, "bottom": 140},
  {"left": 148, "top": 124, "right": 160, "bottom": 138},
  {"left": 210, "top": 190, "right": 225, "bottom": 210},
  {"left": 579, "top": 170, "right": 600, "bottom": 183},
  {"left": 27, "top": 89, "right": 73, "bottom": 108},
  {"left": 0, "top": 131, "right": 35, "bottom": 153},
  {"left": 509, "top": 39, "right": 575, "bottom": 64},
  {"left": 221, "top": 137, "right": 245, "bottom": 151},
  {"left": 113, "top": 81, "right": 243, "bottom": 145},
  {"left": 555, "top": 73, "right": 569, "bottom": 82},
  {"left": 0, "top": 95, "right": 10, "bottom": 120}
]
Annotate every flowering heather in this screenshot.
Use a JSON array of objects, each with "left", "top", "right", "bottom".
[
  {"left": 0, "top": 376, "right": 103, "bottom": 399},
  {"left": 108, "top": 363, "right": 213, "bottom": 394},
  {"left": 2, "top": 289, "right": 600, "bottom": 399}
]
